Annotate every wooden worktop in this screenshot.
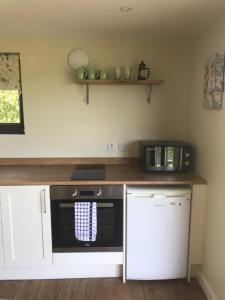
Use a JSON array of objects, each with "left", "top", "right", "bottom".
[{"left": 0, "top": 161, "right": 206, "bottom": 186}]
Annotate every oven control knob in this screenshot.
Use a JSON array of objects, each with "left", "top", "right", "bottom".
[
  {"left": 97, "top": 188, "right": 102, "bottom": 197},
  {"left": 72, "top": 189, "right": 78, "bottom": 197}
]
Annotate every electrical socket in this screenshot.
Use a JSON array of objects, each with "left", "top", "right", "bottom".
[{"left": 107, "top": 143, "right": 119, "bottom": 152}]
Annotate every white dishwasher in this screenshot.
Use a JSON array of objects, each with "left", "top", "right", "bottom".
[{"left": 126, "top": 186, "right": 191, "bottom": 280}]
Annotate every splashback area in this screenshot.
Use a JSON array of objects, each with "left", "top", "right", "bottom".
[{"left": 0, "top": 35, "right": 190, "bottom": 158}]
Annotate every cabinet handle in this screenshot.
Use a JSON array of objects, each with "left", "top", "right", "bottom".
[{"left": 41, "top": 189, "right": 47, "bottom": 213}]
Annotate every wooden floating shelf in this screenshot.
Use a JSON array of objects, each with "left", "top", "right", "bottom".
[
  {"left": 74, "top": 79, "right": 164, "bottom": 104},
  {"left": 74, "top": 79, "right": 164, "bottom": 85}
]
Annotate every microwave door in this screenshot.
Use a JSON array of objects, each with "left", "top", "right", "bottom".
[
  {"left": 155, "top": 147, "right": 162, "bottom": 167},
  {"left": 164, "top": 146, "right": 180, "bottom": 171},
  {"left": 147, "top": 147, "right": 162, "bottom": 169}
]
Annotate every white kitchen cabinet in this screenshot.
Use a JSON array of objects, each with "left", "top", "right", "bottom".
[
  {"left": 0, "top": 198, "right": 4, "bottom": 267},
  {"left": 189, "top": 184, "right": 207, "bottom": 265},
  {"left": 0, "top": 199, "right": 2, "bottom": 224},
  {"left": 0, "top": 186, "right": 52, "bottom": 268},
  {"left": 0, "top": 224, "right": 3, "bottom": 242},
  {"left": 0, "top": 243, "right": 4, "bottom": 267}
]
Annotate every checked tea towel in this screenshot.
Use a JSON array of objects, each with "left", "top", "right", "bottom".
[{"left": 74, "top": 202, "right": 97, "bottom": 242}]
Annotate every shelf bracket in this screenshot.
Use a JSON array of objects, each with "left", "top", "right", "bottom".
[
  {"left": 85, "top": 84, "right": 89, "bottom": 105},
  {"left": 146, "top": 85, "right": 152, "bottom": 104}
]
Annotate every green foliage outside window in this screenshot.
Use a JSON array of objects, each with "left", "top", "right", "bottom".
[{"left": 0, "top": 90, "right": 20, "bottom": 123}]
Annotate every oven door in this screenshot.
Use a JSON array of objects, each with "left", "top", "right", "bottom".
[{"left": 51, "top": 199, "right": 123, "bottom": 252}]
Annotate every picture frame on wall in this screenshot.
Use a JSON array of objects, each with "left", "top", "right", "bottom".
[{"left": 203, "top": 50, "right": 225, "bottom": 110}]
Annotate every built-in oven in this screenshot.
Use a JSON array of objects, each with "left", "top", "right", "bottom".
[{"left": 50, "top": 185, "right": 123, "bottom": 252}]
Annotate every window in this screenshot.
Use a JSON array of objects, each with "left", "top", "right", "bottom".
[{"left": 0, "top": 53, "right": 25, "bottom": 134}]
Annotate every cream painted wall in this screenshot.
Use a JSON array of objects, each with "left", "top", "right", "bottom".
[
  {"left": 0, "top": 35, "right": 189, "bottom": 157},
  {"left": 187, "top": 19, "right": 225, "bottom": 300}
]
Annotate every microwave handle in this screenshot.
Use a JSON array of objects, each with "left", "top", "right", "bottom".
[{"left": 179, "top": 148, "right": 183, "bottom": 171}]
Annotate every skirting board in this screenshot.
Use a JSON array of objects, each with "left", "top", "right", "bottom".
[
  {"left": 197, "top": 271, "right": 218, "bottom": 300},
  {"left": 0, "top": 265, "right": 122, "bottom": 280}
]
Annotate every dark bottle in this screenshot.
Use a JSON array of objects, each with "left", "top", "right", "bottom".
[{"left": 138, "top": 61, "right": 150, "bottom": 80}]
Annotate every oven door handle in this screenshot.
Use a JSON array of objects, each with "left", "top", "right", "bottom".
[{"left": 59, "top": 203, "right": 114, "bottom": 208}]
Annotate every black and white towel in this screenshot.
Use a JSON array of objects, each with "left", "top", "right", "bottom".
[{"left": 74, "top": 202, "right": 97, "bottom": 242}]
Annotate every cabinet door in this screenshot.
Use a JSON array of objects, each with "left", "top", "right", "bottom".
[
  {"left": 0, "top": 186, "right": 52, "bottom": 267},
  {"left": 0, "top": 243, "right": 4, "bottom": 267},
  {"left": 0, "top": 198, "right": 4, "bottom": 267}
]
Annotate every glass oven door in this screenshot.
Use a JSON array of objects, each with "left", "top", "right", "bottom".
[{"left": 51, "top": 199, "right": 123, "bottom": 252}]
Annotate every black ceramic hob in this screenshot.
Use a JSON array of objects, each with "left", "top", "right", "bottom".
[{"left": 71, "top": 164, "right": 105, "bottom": 180}]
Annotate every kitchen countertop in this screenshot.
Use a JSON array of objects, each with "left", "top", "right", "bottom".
[{"left": 0, "top": 164, "right": 206, "bottom": 185}]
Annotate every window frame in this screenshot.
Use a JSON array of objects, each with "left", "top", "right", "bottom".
[{"left": 0, "top": 53, "right": 25, "bottom": 135}]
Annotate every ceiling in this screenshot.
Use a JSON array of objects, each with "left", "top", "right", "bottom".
[{"left": 1, "top": 0, "right": 225, "bottom": 39}]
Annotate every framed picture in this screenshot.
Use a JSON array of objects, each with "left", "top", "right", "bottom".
[{"left": 203, "top": 50, "right": 225, "bottom": 110}]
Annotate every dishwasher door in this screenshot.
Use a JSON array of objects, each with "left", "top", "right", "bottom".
[{"left": 126, "top": 186, "right": 191, "bottom": 280}]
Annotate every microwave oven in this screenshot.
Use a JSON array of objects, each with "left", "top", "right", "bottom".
[{"left": 139, "top": 141, "right": 193, "bottom": 172}]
